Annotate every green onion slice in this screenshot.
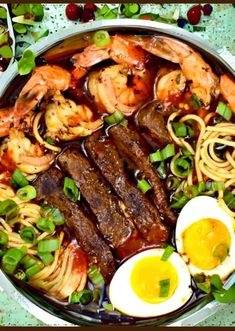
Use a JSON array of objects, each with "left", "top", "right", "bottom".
[
  {"left": 104, "top": 110, "right": 124, "bottom": 125},
  {"left": 16, "top": 185, "right": 37, "bottom": 201},
  {"left": 149, "top": 144, "right": 175, "bottom": 163},
  {"left": 93, "top": 30, "right": 110, "bottom": 48},
  {"left": 216, "top": 101, "right": 232, "bottom": 121},
  {"left": 156, "top": 161, "right": 167, "bottom": 179},
  {"left": 172, "top": 123, "right": 187, "bottom": 137},
  {"left": 38, "top": 252, "right": 54, "bottom": 266},
  {"left": 20, "top": 227, "right": 37, "bottom": 244},
  {"left": 2, "top": 247, "right": 25, "bottom": 274},
  {"left": 36, "top": 217, "right": 55, "bottom": 234},
  {"left": 223, "top": 190, "right": 235, "bottom": 210},
  {"left": 25, "top": 263, "right": 41, "bottom": 279},
  {"left": 11, "top": 169, "right": 29, "bottom": 188},
  {"left": 173, "top": 155, "right": 193, "bottom": 178},
  {"left": 166, "top": 177, "right": 180, "bottom": 191},
  {"left": 40, "top": 205, "right": 65, "bottom": 226},
  {"left": 37, "top": 238, "right": 60, "bottom": 253},
  {"left": 161, "top": 245, "right": 174, "bottom": 261},
  {"left": 159, "top": 279, "right": 170, "bottom": 297},
  {"left": 137, "top": 179, "right": 152, "bottom": 194},
  {"left": 14, "top": 270, "right": 26, "bottom": 280},
  {"left": 170, "top": 194, "right": 189, "bottom": 210},
  {"left": 20, "top": 254, "right": 37, "bottom": 269},
  {"left": 102, "top": 302, "right": 114, "bottom": 311},
  {"left": 88, "top": 265, "right": 105, "bottom": 286},
  {"left": 0, "top": 199, "right": 19, "bottom": 220},
  {"left": 63, "top": 177, "right": 79, "bottom": 202},
  {"left": 70, "top": 289, "right": 93, "bottom": 305},
  {"left": 0, "top": 230, "right": 8, "bottom": 247}
]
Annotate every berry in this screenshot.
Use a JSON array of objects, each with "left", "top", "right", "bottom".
[
  {"left": 177, "top": 18, "right": 188, "bottom": 28},
  {"left": 81, "top": 9, "right": 95, "bottom": 23},
  {"left": 202, "top": 4, "right": 213, "bottom": 16},
  {"left": 187, "top": 5, "right": 202, "bottom": 25},
  {"left": 65, "top": 4, "right": 83, "bottom": 21},
  {"left": 84, "top": 4, "right": 97, "bottom": 12}
]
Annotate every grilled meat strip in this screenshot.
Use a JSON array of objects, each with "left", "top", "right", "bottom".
[
  {"left": 34, "top": 167, "right": 116, "bottom": 281},
  {"left": 58, "top": 147, "right": 136, "bottom": 250},
  {"left": 85, "top": 132, "right": 169, "bottom": 244},
  {"left": 109, "top": 124, "right": 177, "bottom": 225}
]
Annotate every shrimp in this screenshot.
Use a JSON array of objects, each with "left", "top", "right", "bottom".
[
  {"left": 88, "top": 64, "right": 153, "bottom": 115},
  {"left": 72, "top": 34, "right": 149, "bottom": 80},
  {"left": 14, "top": 65, "right": 71, "bottom": 125},
  {"left": 220, "top": 74, "right": 235, "bottom": 113},
  {"left": 44, "top": 93, "right": 103, "bottom": 140},
  {"left": 0, "top": 129, "right": 55, "bottom": 174},
  {"left": 126, "top": 35, "right": 219, "bottom": 106}
]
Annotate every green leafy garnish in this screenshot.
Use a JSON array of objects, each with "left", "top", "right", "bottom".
[
  {"left": 32, "top": 29, "right": 49, "bottom": 42},
  {"left": 0, "top": 7, "right": 7, "bottom": 19},
  {"left": 17, "top": 49, "right": 36, "bottom": 75},
  {"left": 11, "top": 4, "right": 44, "bottom": 21},
  {"left": 0, "top": 45, "right": 13, "bottom": 58},
  {"left": 0, "top": 33, "right": 8, "bottom": 45},
  {"left": 13, "top": 23, "right": 27, "bottom": 34}
]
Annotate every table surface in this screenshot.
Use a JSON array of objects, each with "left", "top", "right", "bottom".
[{"left": 0, "top": 3, "right": 235, "bottom": 327}]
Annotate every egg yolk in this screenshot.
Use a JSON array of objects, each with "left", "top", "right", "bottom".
[
  {"left": 182, "top": 218, "right": 231, "bottom": 270},
  {"left": 130, "top": 256, "right": 178, "bottom": 304}
]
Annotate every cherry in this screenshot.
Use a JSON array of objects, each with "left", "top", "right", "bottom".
[
  {"left": 65, "top": 4, "right": 83, "bottom": 21},
  {"left": 84, "top": 4, "right": 97, "bottom": 12},
  {"left": 177, "top": 18, "right": 188, "bottom": 28},
  {"left": 202, "top": 4, "right": 213, "bottom": 16},
  {"left": 81, "top": 9, "right": 95, "bottom": 23},
  {"left": 187, "top": 5, "right": 202, "bottom": 25}
]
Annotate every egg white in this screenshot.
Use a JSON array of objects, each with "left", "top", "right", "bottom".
[
  {"left": 175, "top": 196, "right": 235, "bottom": 280},
  {"left": 109, "top": 248, "right": 192, "bottom": 318}
]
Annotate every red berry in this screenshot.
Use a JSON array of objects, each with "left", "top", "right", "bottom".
[
  {"left": 202, "top": 4, "right": 213, "bottom": 16},
  {"left": 187, "top": 5, "right": 202, "bottom": 25},
  {"left": 65, "top": 4, "right": 83, "bottom": 21},
  {"left": 81, "top": 9, "right": 95, "bottom": 23},
  {"left": 84, "top": 4, "right": 97, "bottom": 12}
]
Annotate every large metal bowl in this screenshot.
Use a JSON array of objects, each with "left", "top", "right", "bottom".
[{"left": 0, "top": 19, "right": 234, "bottom": 326}]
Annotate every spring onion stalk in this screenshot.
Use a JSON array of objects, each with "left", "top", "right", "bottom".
[
  {"left": 10, "top": 169, "right": 29, "bottom": 188},
  {"left": 0, "top": 199, "right": 19, "bottom": 220},
  {"left": 88, "top": 265, "right": 105, "bottom": 286},
  {"left": 0, "top": 230, "right": 8, "bottom": 247},
  {"left": 205, "top": 181, "right": 225, "bottom": 192},
  {"left": 14, "top": 270, "right": 26, "bottom": 281},
  {"left": 156, "top": 161, "right": 167, "bottom": 179},
  {"left": 20, "top": 227, "right": 37, "bottom": 244},
  {"left": 166, "top": 177, "right": 180, "bottom": 191},
  {"left": 197, "top": 181, "right": 206, "bottom": 193},
  {"left": 38, "top": 252, "right": 54, "bottom": 266},
  {"left": 104, "top": 110, "right": 124, "bottom": 125},
  {"left": 2, "top": 247, "right": 25, "bottom": 274},
  {"left": 93, "top": 30, "right": 110, "bottom": 48},
  {"left": 173, "top": 155, "right": 193, "bottom": 178},
  {"left": 63, "top": 177, "right": 79, "bottom": 202},
  {"left": 102, "top": 302, "right": 114, "bottom": 311},
  {"left": 25, "top": 263, "right": 41, "bottom": 279},
  {"left": 137, "top": 179, "right": 152, "bottom": 194},
  {"left": 36, "top": 217, "right": 55, "bottom": 234},
  {"left": 20, "top": 255, "right": 37, "bottom": 269},
  {"left": 216, "top": 101, "right": 232, "bottom": 121},
  {"left": 170, "top": 194, "right": 189, "bottom": 209},
  {"left": 16, "top": 185, "right": 37, "bottom": 201},
  {"left": 191, "top": 95, "right": 202, "bottom": 110},
  {"left": 149, "top": 144, "right": 175, "bottom": 163},
  {"left": 172, "top": 123, "right": 187, "bottom": 137},
  {"left": 161, "top": 245, "right": 174, "bottom": 261},
  {"left": 70, "top": 289, "right": 93, "bottom": 305},
  {"left": 159, "top": 279, "right": 170, "bottom": 297},
  {"left": 37, "top": 238, "right": 60, "bottom": 253},
  {"left": 183, "top": 185, "right": 200, "bottom": 199},
  {"left": 40, "top": 205, "right": 65, "bottom": 226},
  {"left": 120, "top": 118, "right": 128, "bottom": 127},
  {"left": 223, "top": 190, "right": 235, "bottom": 210}
]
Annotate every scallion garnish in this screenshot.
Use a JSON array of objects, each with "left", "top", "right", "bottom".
[
  {"left": 159, "top": 279, "right": 170, "bottom": 297},
  {"left": 40, "top": 205, "right": 65, "bottom": 226},
  {"left": 156, "top": 161, "right": 167, "bottom": 179},
  {"left": 170, "top": 194, "right": 189, "bottom": 209},
  {"left": 223, "top": 190, "right": 235, "bottom": 210},
  {"left": 173, "top": 155, "right": 193, "bottom": 178},
  {"left": 161, "top": 245, "right": 174, "bottom": 261},
  {"left": 93, "top": 30, "right": 110, "bottom": 48},
  {"left": 0, "top": 199, "right": 19, "bottom": 220},
  {"left": 216, "top": 101, "right": 232, "bottom": 121},
  {"left": 2, "top": 247, "right": 25, "bottom": 274},
  {"left": 137, "top": 179, "right": 152, "bottom": 194},
  {"left": 20, "top": 255, "right": 37, "bottom": 269},
  {"left": 88, "top": 265, "right": 105, "bottom": 286},
  {"left": 10, "top": 169, "right": 29, "bottom": 188},
  {"left": 166, "top": 177, "right": 180, "bottom": 191},
  {"left": 149, "top": 144, "right": 175, "bottom": 163},
  {"left": 36, "top": 217, "right": 55, "bottom": 234},
  {"left": 104, "top": 110, "right": 124, "bottom": 126},
  {"left": 63, "top": 177, "right": 79, "bottom": 202},
  {"left": 0, "top": 230, "right": 8, "bottom": 247},
  {"left": 183, "top": 185, "right": 200, "bottom": 199},
  {"left": 14, "top": 270, "right": 26, "bottom": 281},
  {"left": 25, "top": 263, "right": 41, "bottom": 279},
  {"left": 102, "top": 302, "right": 114, "bottom": 311},
  {"left": 16, "top": 185, "right": 37, "bottom": 202},
  {"left": 38, "top": 252, "right": 54, "bottom": 266},
  {"left": 37, "top": 238, "right": 60, "bottom": 253},
  {"left": 205, "top": 181, "right": 225, "bottom": 192},
  {"left": 20, "top": 227, "right": 37, "bottom": 244},
  {"left": 172, "top": 123, "right": 187, "bottom": 137},
  {"left": 70, "top": 289, "right": 93, "bottom": 305}
]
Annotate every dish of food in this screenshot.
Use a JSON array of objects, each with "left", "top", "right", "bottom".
[{"left": 0, "top": 24, "right": 235, "bottom": 325}]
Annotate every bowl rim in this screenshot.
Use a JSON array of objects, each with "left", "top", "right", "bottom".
[{"left": 0, "top": 18, "right": 234, "bottom": 326}]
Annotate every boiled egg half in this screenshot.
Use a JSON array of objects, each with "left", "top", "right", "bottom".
[
  {"left": 176, "top": 196, "right": 235, "bottom": 280},
  {"left": 109, "top": 248, "right": 192, "bottom": 318}
]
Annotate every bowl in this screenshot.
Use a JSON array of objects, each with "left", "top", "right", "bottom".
[{"left": 0, "top": 19, "right": 234, "bottom": 326}]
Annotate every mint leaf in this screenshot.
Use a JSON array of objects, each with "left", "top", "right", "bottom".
[
  {"left": 11, "top": 4, "right": 29, "bottom": 16},
  {"left": 212, "top": 285, "right": 235, "bottom": 303},
  {"left": 17, "top": 49, "right": 36, "bottom": 75}
]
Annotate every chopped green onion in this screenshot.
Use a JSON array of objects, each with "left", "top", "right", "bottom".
[
  {"left": 102, "top": 302, "right": 114, "bottom": 311},
  {"left": 63, "top": 177, "right": 79, "bottom": 202},
  {"left": 93, "top": 30, "right": 110, "bottom": 48},
  {"left": 166, "top": 177, "right": 180, "bottom": 191},
  {"left": 183, "top": 185, "right": 200, "bottom": 199},
  {"left": 120, "top": 118, "right": 128, "bottom": 127},
  {"left": 223, "top": 190, "right": 235, "bottom": 210},
  {"left": 40, "top": 205, "right": 65, "bottom": 226},
  {"left": 103, "top": 9, "right": 117, "bottom": 19},
  {"left": 173, "top": 155, "right": 193, "bottom": 178},
  {"left": 137, "top": 179, "right": 152, "bottom": 194},
  {"left": 172, "top": 123, "right": 187, "bottom": 137},
  {"left": 156, "top": 161, "right": 167, "bottom": 179},
  {"left": 159, "top": 279, "right": 170, "bottom": 297},
  {"left": 88, "top": 265, "right": 105, "bottom": 286},
  {"left": 104, "top": 110, "right": 124, "bottom": 125},
  {"left": 10, "top": 169, "right": 29, "bottom": 188},
  {"left": 97, "top": 4, "right": 109, "bottom": 16},
  {"left": 161, "top": 245, "right": 174, "bottom": 261},
  {"left": 92, "top": 288, "right": 100, "bottom": 302},
  {"left": 46, "top": 136, "right": 56, "bottom": 145},
  {"left": 196, "top": 281, "right": 211, "bottom": 294},
  {"left": 0, "top": 248, "right": 7, "bottom": 258},
  {"left": 2, "top": 247, "right": 25, "bottom": 274},
  {"left": 170, "top": 194, "right": 189, "bottom": 209},
  {"left": 16, "top": 185, "right": 37, "bottom": 201},
  {"left": 191, "top": 95, "right": 202, "bottom": 109},
  {"left": 212, "top": 243, "right": 229, "bottom": 262},
  {"left": 0, "top": 199, "right": 19, "bottom": 220},
  {"left": 149, "top": 144, "right": 175, "bottom": 163},
  {"left": 20, "top": 227, "right": 37, "bottom": 244},
  {"left": 122, "top": 4, "right": 140, "bottom": 17},
  {"left": 205, "top": 181, "right": 225, "bottom": 192},
  {"left": 14, "top": 270, "right": 26, "bottom": 281},
  {"left": 36, "top": 218, "right": 55, "bottom": 234},
  {"left": 0, "top": 230, "right": 8, "bottom": 247},
  {"left": 197, "top": 181, "right": 206, "bottom": 193},
  {"left": 37, "top": 238, "right": 60, "bottom": 253},
  {"left": 216, "top": 101, "right": 232, "bottom": 121},
  {"left": 212, "top": 285, "right": 235, "bottom": 303},
  {"left": 38, "top": 252, "right": 54, "bottom": 266},
  {"left": 210, "top": 274, "right": 223, "bottom": 290},
  {"left": 20, "top": 255, "right": 37, "bottom": 269},
  {"left": 25, "top": 263, "right": 41, "bottom": 279},
  {"left": 70, "top": 289, "right": 93, "bottom": 305}
]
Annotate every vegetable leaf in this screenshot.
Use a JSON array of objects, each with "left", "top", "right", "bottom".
[
  {"left": 212, "top": 285, "right": 235, "bottom": 303},
  {"left": 0, "top": 45, "right": 13, "bottom": 58},
  {"left": 13, "top": 23, "right": 27, "bottom": 34},
  {"left": 0, "top": 33, "right": 8, "bottom": 44},
  {"left": 17, "top": 49, "right": 36, "bottom": 75},
  {"left": 0, "top": 7, "right": 7, "bottom": 19}
]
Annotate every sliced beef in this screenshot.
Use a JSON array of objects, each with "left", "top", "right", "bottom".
[
  {"left": 33, "top": 167, "right": 116, "bottom": 281},
  {"left": 58, "top": 147, "right": 136, "bottom": 250},
  {"left": 85, "top": 132, "right": 169, "bottom": 244},
  {"left": 136, "top": 100, "right": 173, "bottom": 148},
  {"left": 109, "top": 124, "right": 177, "bottom": 225}
]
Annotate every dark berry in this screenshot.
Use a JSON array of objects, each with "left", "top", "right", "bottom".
[
  {"left": 177, "top": 18, "right": 188, "bottom": 28},
  {"left": 81, "top": 9, "right": 95, "bottom": 23},
  {"left": 187, "top": 5, "right": 202, "bottom": 25},
  {"left": 65, "top": 4, "right": 83, "bottom": 21},
  {"left": 202, "top": 4, "right": 213, "bottom": 16},
  {"left": 84, "top": 4, "right": 97, "bottom": 12}
]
